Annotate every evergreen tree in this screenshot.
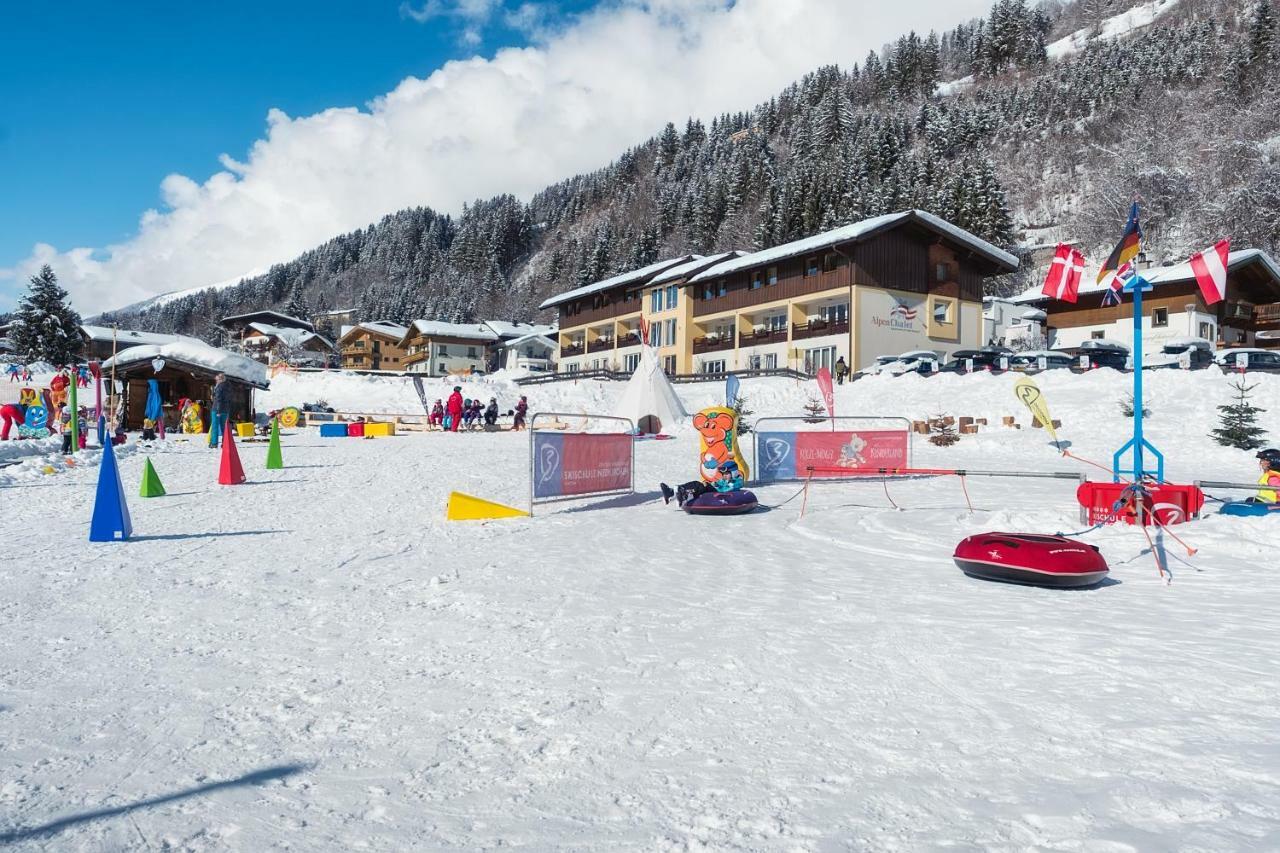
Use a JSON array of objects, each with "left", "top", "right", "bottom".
[
  {"left": 11, "top": 265, "right": 83, "bottom": 365},
  {"left": 1211, "top": 379, "right": 1268, "bottom": 450},
  {"left": 928, "top": 414, "right": 961, "bottom": 447},
  {"left": 802, "top": 394, "right": 827, "bottom": 423}
]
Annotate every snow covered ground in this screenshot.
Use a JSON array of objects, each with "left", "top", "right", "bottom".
[{"left": 2, "top": 368, "right": 1279, "bottom": 850}]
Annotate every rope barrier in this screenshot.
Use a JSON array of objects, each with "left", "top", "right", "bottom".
[{"left": 958, "top": 474, "right": 973, "bottom": 513}]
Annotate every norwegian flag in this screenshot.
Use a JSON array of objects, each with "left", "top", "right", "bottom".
[
  {"left": 1040, "top": 243, "right": 1086, "bottom": 302},
  {"left": 1100, "top": 261, "right": 1134, "bottom": 307},
  {"left": 1189, "top": 239, "right": 1230, "bottom": 305}
]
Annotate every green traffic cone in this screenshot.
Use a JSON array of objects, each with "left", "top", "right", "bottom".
[
  {"left": 265, "top": 417, "right": 283, "bottom": 470},
  {"left": 139, "top": 457, "right": 166, "bottom": 497}
]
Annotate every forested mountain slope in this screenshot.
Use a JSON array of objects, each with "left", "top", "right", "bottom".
[{"left": 99, "top": 0, "right": 1280, "bottom": 340}]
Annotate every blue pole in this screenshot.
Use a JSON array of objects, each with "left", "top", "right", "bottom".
[{"left": 1131, "top": 285, "right": 1145, "bottom": 481}]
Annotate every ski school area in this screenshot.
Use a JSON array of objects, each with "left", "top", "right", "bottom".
[{"left": 2, "top": 355, "right": 1279, "bottom": 849}]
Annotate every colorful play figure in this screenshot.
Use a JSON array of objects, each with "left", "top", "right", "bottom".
[
  {"left": 179, "top": 398, "right": 203, "bottom": 434},
  {"left": 659, "top": 406, "right": 759, "bottom": 515}
]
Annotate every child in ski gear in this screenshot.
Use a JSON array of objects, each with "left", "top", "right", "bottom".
[
  {"left": 142, "top": 418, "right": 158, "bottom": 442},
  {"left": 430, "top": 400, "right": 445, "bottom": 428},
  {"left": 60, "top": 407, "right": 74, "bottom": 453},
  {"left": 513, "top": 396, "right": 528, "bottom": 430},
  {"left": 659, "top": 480, "right": 710, "bottom": 508},
  {"left": 484, "top": 398, "right": 499, "bottom": 426},
  {"left": 5, "top": 364, "right": 19, "bottom": 382},
  {"left": 1254, "top": 449, "right": 1280, "bottom": 503},
  {"left": 446, "top": 386, "right": 464, "bottom": 432}
]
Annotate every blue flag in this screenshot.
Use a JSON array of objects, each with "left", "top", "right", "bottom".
[{"left": 725, "top": 374, "right": 740, "bottom": 408}]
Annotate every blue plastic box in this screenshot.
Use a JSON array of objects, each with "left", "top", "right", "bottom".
[{"left": 319, "top": 423, "right": 349, "bottom": 437}]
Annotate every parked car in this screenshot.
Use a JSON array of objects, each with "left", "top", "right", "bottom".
[
  {"left": 1008, "top": 350, "right": 1077, "bottom": 372},
  {"left": 1063, "top": 340, "right": 1131, "bottom": 372},
  {"left": 937, "top": 346, "right": 1013, "bottom": 374},
  {"left": 1217, "top": 348, "right": 1280, "bottom": 373},
  {"left": 886, "top": 350, "right": 941, "bottom": 376},
  {"left": 855, "top": 354, "right": 907, "bottom": 379},
  {"left": 1145, "top": 338, "right": 1215, "bottom": 370}
]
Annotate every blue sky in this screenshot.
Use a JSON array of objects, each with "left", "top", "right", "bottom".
[{"left": 0, "top": 0, "right": 986, "bottom": 314}]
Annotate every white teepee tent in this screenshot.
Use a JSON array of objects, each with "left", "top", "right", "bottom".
[{"left": 614, "top": 345, "right": 688, "bottom": 433}]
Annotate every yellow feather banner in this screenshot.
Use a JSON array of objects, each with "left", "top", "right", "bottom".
[{"left": 1013, "top": 376, "right": 1060, "bottom": 445}]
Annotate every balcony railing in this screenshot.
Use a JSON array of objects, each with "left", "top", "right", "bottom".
[
  {"left": 617, "top": 332, "right": 642, "bottom": 348},
  {"left": 1256, "top": 303, "right": 1280, "bottom": 323},
  {"left": 792, "top": 318, "right": 849, "bottom": 340},
  {"left": 560, "top": 342, "right": 585, "bottom": 357},
  {"left": 692, "top": 335, "right": 734, "bottom": 354},
  {"left": 739, "top": 328, "right": 788, "bottom": 346},
  {"left": 586, "top": 337, "right": 614, "bottom": 354}
]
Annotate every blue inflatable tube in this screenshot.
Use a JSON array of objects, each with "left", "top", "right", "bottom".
[{"left": 1220, "top": 501, "right": 1280, "bottom": 517}]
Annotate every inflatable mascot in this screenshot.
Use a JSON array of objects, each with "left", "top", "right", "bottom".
[{"left": 659, "top": 405, "right": 759, "bottom": 515}]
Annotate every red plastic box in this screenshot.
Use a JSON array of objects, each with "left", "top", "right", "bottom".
[{"left": 347, "top": 421, "right": 365, "bottom": 437}]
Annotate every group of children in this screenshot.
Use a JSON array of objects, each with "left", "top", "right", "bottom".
[{"left": 427, "top": 393, "right": 529, "bottom": 432}]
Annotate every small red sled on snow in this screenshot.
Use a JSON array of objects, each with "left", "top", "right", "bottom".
[{"left": 953, "top": 532, "right": 1109, "bottom": 588}]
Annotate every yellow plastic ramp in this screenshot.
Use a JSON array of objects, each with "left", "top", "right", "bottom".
[{"left": 446, "top": 491, "right": 530, "bottom": 521}]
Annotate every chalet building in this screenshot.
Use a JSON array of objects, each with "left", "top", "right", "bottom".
[
  {"left": 497, "top": 332, "right": 557, "bottom": 372},
  {"left": 218, "top": 311, "right": 332, "bottom": 366},
  {"left": 1013, "top": 249, "right": 1280, "bottom": 350},
  {"left": 398, "top": 321, "right": 498, "bottom": 376},
  {"left": 541, "top": 210, "right": 1019, "bottom": 374},
  {"left": 337, "top": 321, "right": 409, "bottom": 370}
]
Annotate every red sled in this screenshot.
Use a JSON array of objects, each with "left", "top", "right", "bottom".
[{"left": 953, "top": 532, "right": 1109, "bottom": 588}]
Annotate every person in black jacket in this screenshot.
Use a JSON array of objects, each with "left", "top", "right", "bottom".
[
  {"left": 209, "top": 372, "right": 232, "bottom": 447},
  {"left": 484, "top": 397, "right": 499, "bottom": 427}
]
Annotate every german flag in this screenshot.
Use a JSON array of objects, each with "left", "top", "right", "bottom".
[{"left": 1096, "top": 201, "right": 1143, "bottom": 285}]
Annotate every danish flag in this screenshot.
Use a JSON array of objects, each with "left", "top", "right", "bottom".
[
  {"left": 1040, "top": 243, "right": 1086, "bottom": 303},
  {"left": 1188, "top": 239, "right": 1230, "bottom": 305}
]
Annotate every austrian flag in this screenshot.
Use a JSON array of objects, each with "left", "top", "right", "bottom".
[
  {"left": 1189, "top": 239, "right": 1230, "bottom": 305},
  {"left": 1040, "top": 243, "right": 1086, "bottom": 302}
]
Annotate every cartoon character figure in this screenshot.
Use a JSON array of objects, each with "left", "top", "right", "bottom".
[
  {"left": 179, "top": 398, "right": 203, "bottom": 434},
  {"left": 17, "top": 387, "right": 37, "bottom": 409},
  {"left": 693, "top": 405, "right": 750, "bottom": 488},
  {"left": 836, "top": 434, "right": 868, "bottom": 468}
]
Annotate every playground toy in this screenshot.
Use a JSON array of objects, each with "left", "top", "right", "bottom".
[
  {"left": 684, "top": 405, "right": 758, "bottom": 515},
  {"left": 347, "top": 421, "right": 365, "bottom": 437},
  {"left": 364, "top": 422, "right": 395, "bottom": 437},
  {"left": 277, "top": 406, "right": 301, "bottom": 428},
  {"left": 319, "top": 423, "right": 349, "bottom": 437},
  {"left": 953, "top": 533, "right": 1109, "bottom": 588},
  {"left": 447, "top": 491, "right": 530, "bottom": 521},
  {"left": 140, "top": 458, "right": 166, "bottom": 497},
  {"left": 89, "top": 437, "right": 132, "bottom": 541},
  {"left": 236, "top": 422, "right": 255, "bottom": 438}
]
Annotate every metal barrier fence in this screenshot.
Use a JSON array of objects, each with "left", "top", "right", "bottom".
[{"left": 529, "top": 412, "right": 635, "bottom": 513}]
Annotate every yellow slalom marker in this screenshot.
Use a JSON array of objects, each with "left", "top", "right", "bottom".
[
  {"left": 446, "top": 491, "right": 530, "bottom": 521},
  {"left": 1013, "top": 376, "right": 1061, "bottom": 445}
]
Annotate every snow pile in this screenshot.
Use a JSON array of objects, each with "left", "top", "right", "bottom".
[
  {"left": 1047, "top": 0, "right": 1181, "bottom": 60},
  {"left": 104, "top": 340, "right": 269, "bottom": 388}
]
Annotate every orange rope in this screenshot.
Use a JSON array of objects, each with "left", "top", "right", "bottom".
[
  {"left": 1138, "top": 515, "right": 1169, "bottom": 581},
  {"left": 1062, "top": 449, "right": 1133, "bottom": 484},
  {"left": 799, "top": 471, "right": 812, "bottom": 519},
  {"left": 882, "top": 476, "right": 899, "bottom": 510},
  {"left": 958, "top": 474, "right": 973, "bottom": 513},
  {"left": 1149, "top": 511, "right": 1199, "bottom": 556}
]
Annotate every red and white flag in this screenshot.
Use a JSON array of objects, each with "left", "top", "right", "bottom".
[
  {"left": 1040, "top": 243, "right": 1086, "bottom": 303},
  {"left": 1188, "top": 239, "right": 1230, "bottom": 305}
]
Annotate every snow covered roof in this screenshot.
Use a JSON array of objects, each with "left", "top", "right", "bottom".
[
  {"left": 401, "top": 320, "right": 499, "bottom": 342},
  {"left": 499, "top": 333, "right": 556, "bottom": 350},
  {"left": 81, "top": 325, "right": 205, "bottom": 348},
  {"left": 219, "top": 310, "right": 314, "bottom": 332},
  {"left": 689, "top": 210, "right": 1019, "bottom": 283},
  {"left": 338, "top": 321, "right": 409, "bottom": 343},
  {"left": 102, "top": 340, "right": 270, "bottom": 388},
  {"left": 538, "top": 255, "right": 699, "bottom": 310},
  {"left": 1013, "top": 249, "right": 1280, "bottom": 304},
  {"left": 482, "top": 320, "right": 556, "bottom": 340},
  {"left": 651, "top": 251, "right": 746, "bottom": 285},
  {"left": 245, "top": 322, "right": 334, "bottom": 350}
]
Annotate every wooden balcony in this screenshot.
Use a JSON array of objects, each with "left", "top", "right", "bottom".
[
  {"left": 739, "top": 328, "right": 788, "bottom": 347},
  {"left": 560, "top": 342, "right": 585, "bottom": 357},
  {"left": 693, "top": 335, "right": 734, "bottom": 354},
  {"left": 586, "top": 337, "right": 614, "bottom": 354},
  {"left": 792, "top": 318, "right": 849, "bottom": 340},
  {"left": 1256, "top": 302, "right": 1280, "bottom": 324},
  {"left": 617, "top": 332, "right": 642, "bottom": 348}
]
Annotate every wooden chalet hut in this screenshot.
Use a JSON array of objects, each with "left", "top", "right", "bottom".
[{"left": 102, "top": 341, "right": 269, "bottom": 431}]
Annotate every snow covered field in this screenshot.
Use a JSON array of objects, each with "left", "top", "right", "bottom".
[{"left": 2, "top": 368, "right": 1279, "bottom": 850}]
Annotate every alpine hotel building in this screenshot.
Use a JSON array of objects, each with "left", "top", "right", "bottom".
[{"left": 541, "top": 210, "right": 1020, "bottom": 374}]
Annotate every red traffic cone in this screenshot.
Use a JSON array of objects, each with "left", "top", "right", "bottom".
[{"left": 218, "top": 418, "right": 246, "bottom": 485}]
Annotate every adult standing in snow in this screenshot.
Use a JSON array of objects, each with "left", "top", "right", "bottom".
[
  {"left": 834, "top": 357, "right": 849, "bottom": 385},
  {"left": 209, "top": 372, "right": 232, "bottom": 447},
  {"left": 446, "top": 386, "right": 464, "bottom": 433}
]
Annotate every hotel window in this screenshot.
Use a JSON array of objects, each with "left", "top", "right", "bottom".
[
  {"left": 650, "top": 289, "right": 663, "bottom": 313},
  {"left": 805, "top": 346, "right": 837, "bottom": 373},
  {"left": 1152, "top": 307, "right": 1169, "bottom": 327},
  {"left": 1091, "top": 330, "right": 1106, "bottom": 340},
  {"left": 663, "top": 355, "right": 676, "bottom": 375},
  {"left": 823, "top": 253, "right": 839, "bottom": 273},
  {"left": 822, "top": 303, "right": 848, "bottom": 323},
  {"left": 624, "top": 353, "right": 641, "bottom": 372},
  {"left": 649, "top": 323, "right": 663, "bottom": 348},
  {"left": 767, "top": 266, "right": 778, "bottom": 285},
  {"left": 935, "top": 263, "right": 950, "bottom": 282},
  {"left": 664, "top": 319, "right": 677, "bottom": 345},
  {"left": 764, "top": 353, "right": 778, "bottom": 369},
  {"left": 717, "top": 279, "right": 728, "bottom": 297},
  {"left": 805, "top": 257, "right": 820, "bottom": 277},
  {"left": 437, "top": 344, "right": 449, "bottom": 356},
  {"left": 933, "top": 300, "right": 952, "bottom": 325},
  {"left": 702, "top": 359, "right": 726, "bottom": 374},
  {"left": 750, "top": 272, "right": 764, "bottom": 290},
  {"left": 765, "top": 314, "right": 787, "bottom": 331},
  {"left": 702, "top": 285, "right": 714, "bottom": 301},
  {"left": 665, "top": 285, "right": 678, "bottom": 310}
]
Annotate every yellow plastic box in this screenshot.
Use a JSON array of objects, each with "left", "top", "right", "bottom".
[
  {"left": 236, "top": 422, "right": 256, "bottom": 438},
  {"left": 364, "top": 422, "right": 396, "bottom": 437}
]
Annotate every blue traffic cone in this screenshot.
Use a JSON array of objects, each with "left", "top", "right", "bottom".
[{"left": 89, "top": 437, "right": 133, "bottom": 542}]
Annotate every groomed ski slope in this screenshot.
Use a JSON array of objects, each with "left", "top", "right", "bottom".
[{"left": 2, "top": 368, "right": 1279, "bottom": 850}]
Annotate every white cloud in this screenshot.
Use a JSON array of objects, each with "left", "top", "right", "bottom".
[{"left": 6, "top": 0, "right": 992, "bottom": 315}]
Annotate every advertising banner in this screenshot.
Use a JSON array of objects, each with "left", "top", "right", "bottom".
[
  {"left": 755, "top": 428, "right": 909, "bottom": 482},
  {"left": 532, "top": 431, "right": 633, "bottom": 500}
]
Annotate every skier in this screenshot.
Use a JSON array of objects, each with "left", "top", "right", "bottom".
[
  {"left": 1252, "top": 449, "right": 1280, "bottom": 504},
  {"left": 484, "top": 397, "right": 499, "bottom": 427},
  {"left": 512, "top": 395, "right": 528, "bottom": 431},
  {"left": 446, "top": 386, "right": 464, "bottom": 432},
  {"left": 5, "top": 364, "right": 19, "bottom": 382},
  {"left": 834, "top": 356, "right": 849, "bottom": 385},
  {"left": 430, "top": 399, "right": 445, "bottom": 429},
  {"left": 209, "top": 372, "right": 232, "bottom": 447}
]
